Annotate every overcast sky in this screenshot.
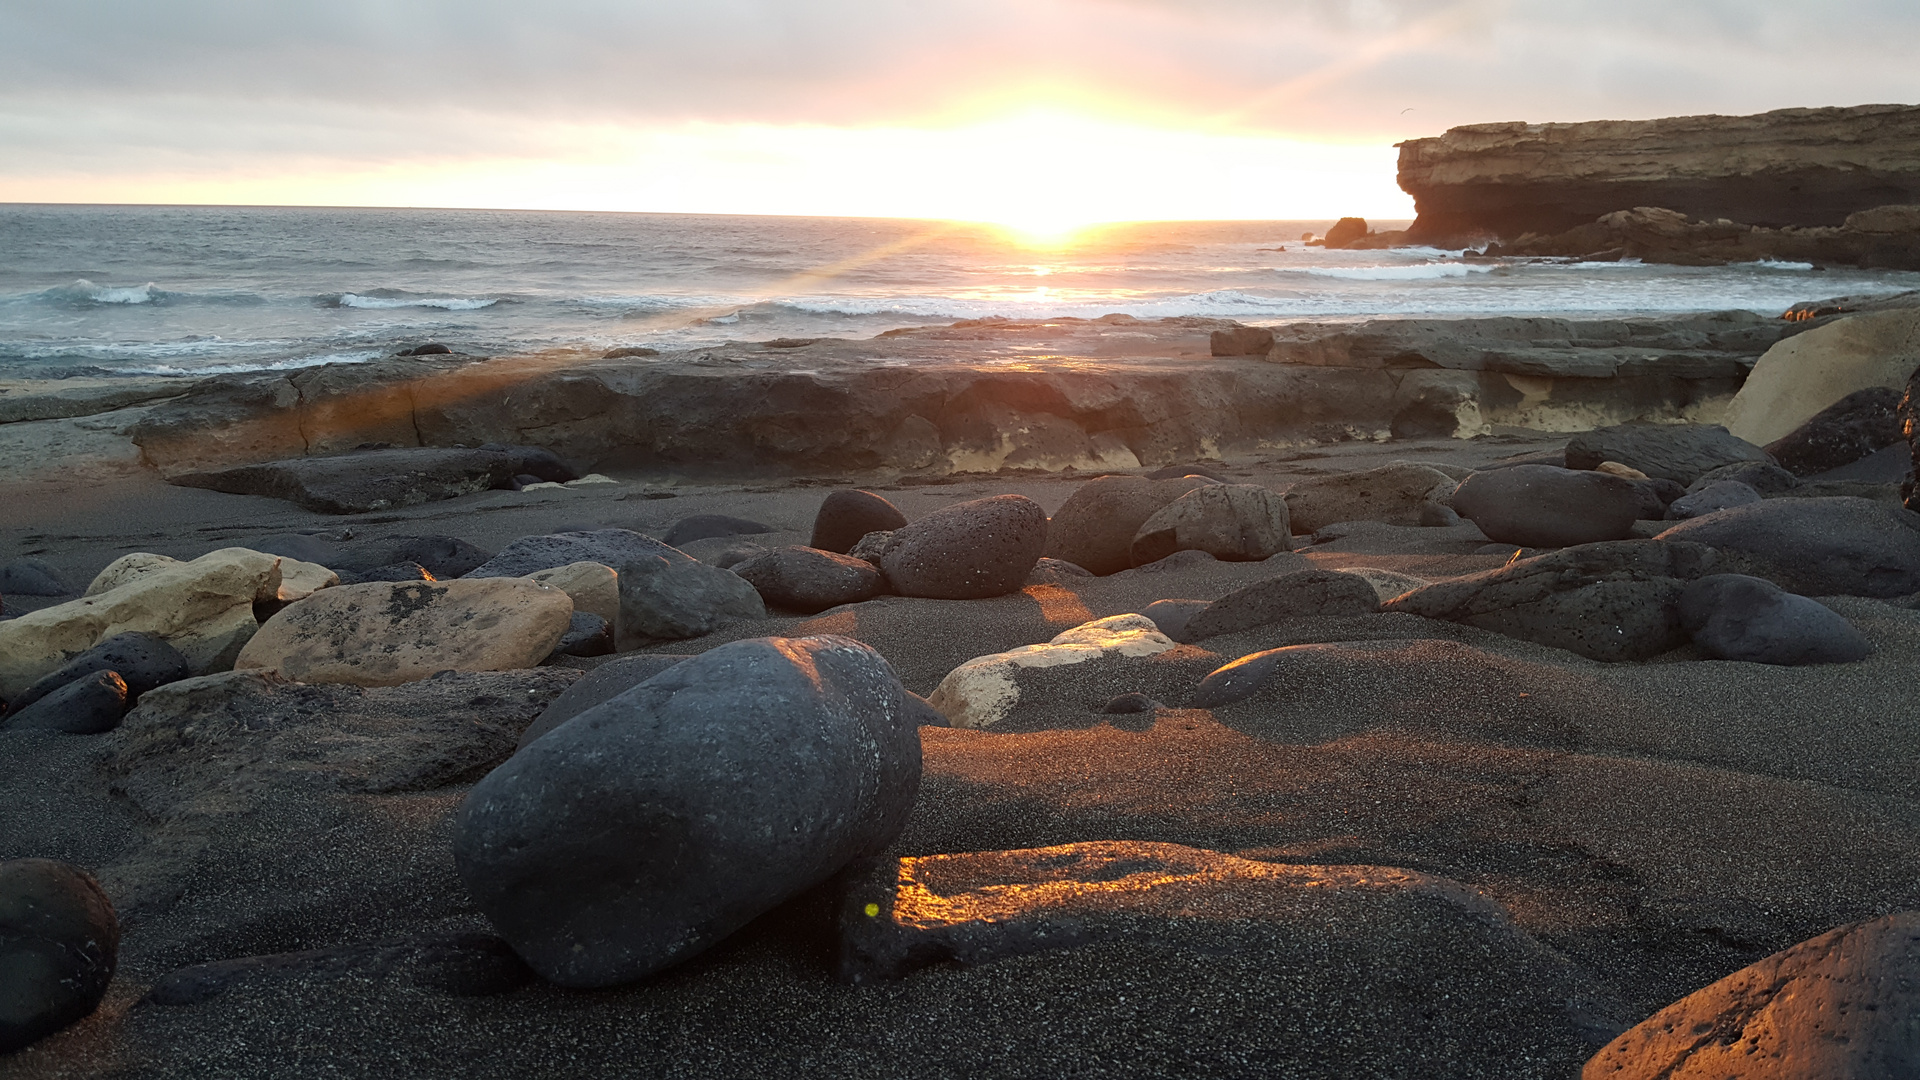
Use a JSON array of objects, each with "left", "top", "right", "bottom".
[{"left": 2, "top": 0, "right": 1916, "bottom": 219}]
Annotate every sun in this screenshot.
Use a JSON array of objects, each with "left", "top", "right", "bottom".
[{"left": 985, "top": 213, "right": 1103, "bottom": 249}]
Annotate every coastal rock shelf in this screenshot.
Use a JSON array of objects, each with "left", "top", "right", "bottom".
[
  {"left": 1398, "top": 104, "right": 1920, "bottom": 245},
  {"left": 122, "top": 315, "right": 1796, "bottom": 483}
]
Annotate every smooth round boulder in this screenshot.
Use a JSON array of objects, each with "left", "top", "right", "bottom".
[
  {"left": 1656, "top": 497, "right": 1920, "bottom": 597},
  {"left": 1045, "top": 475, "right": 1210, "bottom": 576},
  {"left": 0, "top": 558, "right": 73, "bottom": 598},
  {"left": 6, "top": 631, "right": 189, "bottom": 713},
  {"left": 1, "top": 671, "right": 128, "bottom": 734},
  {"left": 454, "top": 635, "right": 922, "bottom": 988},
  {"left": 810, "top": 490, "right": 908, "bottom": 555},
  {"left": 731, "top": 546, "right": 883, "bottom": 614},
  {"left": 879, "top": 495, "right": 1047, "bottom": 600},
  {"left": 1130, "top": 484, "right": 1291, "bottom": 565},
  {"left": 1448, "top": 465, "right": 1643, "bottom": 548},
  {"left": 1679, "top": 574, "right": 1872, "bottom": 665},
  {"left": 1666, "top": 480, "right": 1763, "bottom": 521},
  {"left": 235, "top": 579, "right": 575, "bottom": 686},
  {"left": 0, "top": 859, "right": 119, "bottom": 1053},
  {"left": 516, "top": 654, "right": 694, "bottom": 751}
]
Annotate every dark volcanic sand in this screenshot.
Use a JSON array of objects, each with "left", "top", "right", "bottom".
[{"left": 5, "top": 431, "right": 1919, "bottom": 1079}]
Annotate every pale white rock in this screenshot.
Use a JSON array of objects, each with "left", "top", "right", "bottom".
[
  {"left": 89, "top": 549, "right": 334, "bottom": 602},
  {"left": 1723, "top": 309, "right": 1920, "bottom": 445},
  {"left": 274, "top": 557, "right": 339, "bottom": 602},
  {"left": 86, "top": 552, "right": 181, "bottom": 596},
  {"left": 1593, "top": 461, "right": 1650, "bottom": 480},
  {"left": 526, "top": 561, "right": 620, "bottom": 639},
  {"left": 0, "top": 547, "right": 283, "bottom": 697},
  {"left": 927, "top": 614, "right": 1176, "bottom": 730},
  {"left": 564, "top": 474, "right": 618, "bottom": 486}
]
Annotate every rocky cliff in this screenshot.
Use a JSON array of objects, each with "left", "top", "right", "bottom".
[{"left": 1398, "top": 104, "right": 1920, "bottom": 247}]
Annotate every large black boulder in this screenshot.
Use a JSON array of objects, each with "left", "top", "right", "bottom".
[
  {"left": 515, "top": 654, "right": 694, "bottom": 751},
  {"left": 878, "top": 495, "right": 1047, "bottom": 600},
  {"left": 1764, "top": 387, "right": 1905, "bottom": 477},
  {"left": 169, "top": 444, "right": 576, "bottom": 514},
  {"left": 0, "top": 859, "right": 119, "bottom": 1053},
  {"left": 1384, "top": 540, "right": 1719, "bottom": 661},
  {"left": 731, "top": 546, "right": 883, "bottom": 614},
  {"left": 454, "top": 636, "right": 922, "bottom": 988},
  {"left": 1656, "top": 497, "right": 1920, "bottom": 597},
  {"left": 1448, "top": 465, "right": 1644, "bottom": 548},
  {"left": 810, "top": 490, "right": 909, "bottom": 555},
  {"left": 1565, "top": 423, "right": 1771, "bottom": 486},
  {"left": 464, "top": 529, "right": 686, "bottom": 579},
  {"left": 1678, "top": 574, "right": 1872, "bottom": 665},
  {"left": 7, "top": 632, "right": 189, "bottom": 713},
  {"left": 1, "top": 671, "right": 129, "bottom": 734}
]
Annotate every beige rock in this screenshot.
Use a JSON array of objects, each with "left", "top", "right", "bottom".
[
  {"left": 1584, "top": 911, "right": 1920, "bottom": 1079},
  {"left": 527, "top": 562, "right": 620, "bottom": 637},
  {"left": 1131, "top": 483, "right": 1291, "bottom": 564},
  {"left": 927, "top": 614, "right": 1176, "bottom": 730},
  {"left": 1283, "top": 463, "right": 1461, "bottom": 533},
  {"left": 0, "top": 548, "right": 283, "bottom": 697},
  {"left": 89, "top": 549, "right": 335, "bottom": 602},
  {"left": 1592, "top": 460, "right": 1649, "bottom": 480},
  {"left": 1723, "top": 309, "right": 1920, "bottom": 445},
  {"left": 235, "top": 578, "right": 574, "bottom": 687}
]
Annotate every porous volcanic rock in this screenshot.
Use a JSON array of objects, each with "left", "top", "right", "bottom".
[
  {"left": 1583, "top": 912, "right": 1920, "bottom": 1080},
  {"left": 1764, "top": 387, "right": 1906, "bottom": 477},
  {"left": 0, "top": 859, "right": 119, "bottom": 1053},
  {"left": 1397, "top": 105, "right": 1920, "bottom": 243},
  {"left": 881, "top": 495, "right": 1048, "bottom": 600},
  {"left": 1180, "top": 569, "right": 1382, "bottom": 642},
  {"left": 810, "top": 490, "right": 909, "bottom": 554},
  {"left": 453, "top": 636, "right": 922, "bottom": 988},
  {"left": 1131, "top": 484, "right": 1291, "bottom": 565},
  {"left": 169, "top": 444, "right": 576, "bottom": 514},
  {"left": 1283, "top": 463, "right": 1459, "bottom": 534},
  {"left": 616, "top": 556, "right": 766, "bottom": 644},
  {"left": 1724, "top": 309, "right": 1920, "bottom": 446},
  {"left": 925, "top": 614, "right": 1180, "bottom": 730},
  {"left": 1384, "top": 540, "right": 1718, "bottom": 661},
  {"left": 1046, "top": 475, "right": 1211, "bottom": 576},
  {"left": 1679, "top": 574, "right": 1873, "bottom": 666},
  {"left": 1564, "top": 423, "right": 1770, "bottom": 486},
  {"left": 0, "top": 548, "right": 282, "bottom": 699},
  {"left": 1448, "top": 465, "right": 1644, "bottom": 548},
  {"left": 731, "top": 546, "right": 883, "bottom": 614},
  {"left": 235, "top": 579, "right": 574, "bottom": 686},
  {"left": 1656, "top": 497, "right": 1920, "bottom": 597}
]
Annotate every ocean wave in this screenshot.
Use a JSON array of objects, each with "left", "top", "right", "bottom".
[
  {"left": 1281, "top": 263, "right": 1497, "bottom": 282},
  {"left": 1746, "top": 259, "right": 1817, "bottom": 271},
  {"left": 39, "top": 279, "right": 168, "bottom": 306},
  {"left": 121, "top": 349, "right": 386, "bottom": 376},
  {"left": 325, "top": 291, "right": 502, "bottom": 311}
]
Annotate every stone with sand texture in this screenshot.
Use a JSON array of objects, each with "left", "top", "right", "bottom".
[
  {"left": 465, "top": 529, "right": 684, "bottom": 580},
  {"left": 6, "top": 631, "right": 188, "bottom": 713},
  {"left": 1565, "top": 423, "right": 1771, "bottom": 486},
  {"left": 1283, "top": 463, "right": 1460, "bottom": 533},
  {"left": 1657, "top": 497, "right": 1920, "bottom": 597},
  {"left": 1, "top": 670, "right": 128, "bottom": 734},
  {"left": 616, "top": 556, "right": 765, "bottom": 644},
  {"left": 927, "top": 614, "right": 1179, "bottom": 729},
  {"left": 235, "top": 578, "right": 573, "bottom": 686},
  {"left": 1181, "top": 569, "right": 1382, "bottom": 642},
  {"left": 881, "top": 494, "right": 1047, "bottom": 600},
  {"left": 1665, "top": 480, "right": 1762, "bottom": 520}
]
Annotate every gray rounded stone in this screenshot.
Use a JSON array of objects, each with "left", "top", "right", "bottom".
[
  {"left": 455, "top": 635, "right": 922, "bottom": 988},
  {"left": 1181, "top": 570, "right": 1382, "bottom": 642},
  {"left": 0, "top": 859, "right": 119, "bottom": 1053},
  {"left": 880, "top": 495, "right": 1048, "bottom": 600},
  {"left": 661, "top": 515, "right": 775, "bottom": 548},
  {"left": 731, "top": 546, "right": 883, "bottom": 614},
  {"left": 2, "top": 670, "right": 128, "bottom": 734},
  {"left": 1565, "top": 423, "right": 1772, "bottom": 485},
  {"left": 810, "top": 490, "right": 908, "bottom": 555},
  {"left": 616, "top": 556, "right": 766, "bottom": 645},
  {"left": 466, "top": 529, "right": 687, "bottom": 580},
  {"left": 1666, "top": 480, "right": 1763, "bottom": 521},
  {"left": 517, "top": 653, "right": 694, "bottom": 751},
  {"left": 1045, "top": 475, "right": 1210, "bottom": 576},
  {"left": 0, "top": 558, "right": 73, "bottom": 597},
  {"left": 1141, "top": 599, "right": 1211, "bottom": 642},
  {"left": 1657, "top": 497, "right": 1920, "bottom": 597},
  {"left": 1678, "top": 574, "right": 1872, "bottom": 665},
  {"left": 1449, "top": 465, "right": 1644, "bottom": 548}
]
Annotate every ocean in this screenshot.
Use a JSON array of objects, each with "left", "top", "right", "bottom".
[{"left": 4, "top": 204, "right": 1919, "bottom": 378}]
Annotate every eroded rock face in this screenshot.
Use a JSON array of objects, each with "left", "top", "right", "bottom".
[
  {"left": 0, "top": 549, "right": 283, "bottom": 699},
  {"left": 1724, "top": 310, "right": 1920, "bottom": 446},
  {"left": 1657, "top": 497, "right": 1920, "bottom": 598},
  {"left": 0, "top": 859, "right": 119, "bottom": 1053},
  {"left": 1583, "top": 912, "right": 1920, "bottom": 1080},
  {"left": 1046, "top": 475, "right": 1211, "bottom": 576},
  {"left": 1384, "top": 540, "right": 1719, "bottom": 661},
  {"left": 1131, "top": 484, "right": 1291, "bottom": 565},
  {"left": 881, "top": 495, "right": 1048, "bottom": 600},
  {"left": 1283, "top": 463, "right": 1459, "bottom": 534},
  {"left": 1398, "top": 105, "right": 1920, "bottom": 243},
  {"left": 1448, "top": 465, "right": 1643, "bottom": 549},
  {"left": 454, "top": 636, "right": 922, "bottom": 988},
  {"left": 235, "top": 579, "right": 574, "bottom": 686},
  {"left": 168, "top": 445, "right": 575, "bottom": 514}
]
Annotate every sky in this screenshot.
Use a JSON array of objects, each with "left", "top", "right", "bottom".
[{"left": 2, "top": 0, "right": 1917, "bottom": 228}]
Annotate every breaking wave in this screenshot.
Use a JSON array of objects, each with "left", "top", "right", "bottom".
[
  {"left": 326, "top": 291, "right": 502, "bottom": 310},
  {"left": 1282, "top": 263, "right": 1498, "bottom": 282}
]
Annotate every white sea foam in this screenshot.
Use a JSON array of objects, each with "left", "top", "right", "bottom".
[
  {"left": 43, "top": 279, "right": 164, "bottom": 305},
  {"left": 1747, "top": 259, "right": 1817, "bottom": 271},
  {"left": 1281, "top": 263, "right": 1497, "bottom": 281},
  {"left": 123, "top": 349, "right": 385, "bottom": 376},
  {"left": 335, "top": 293, "right": 499, "bottom": 311}
]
